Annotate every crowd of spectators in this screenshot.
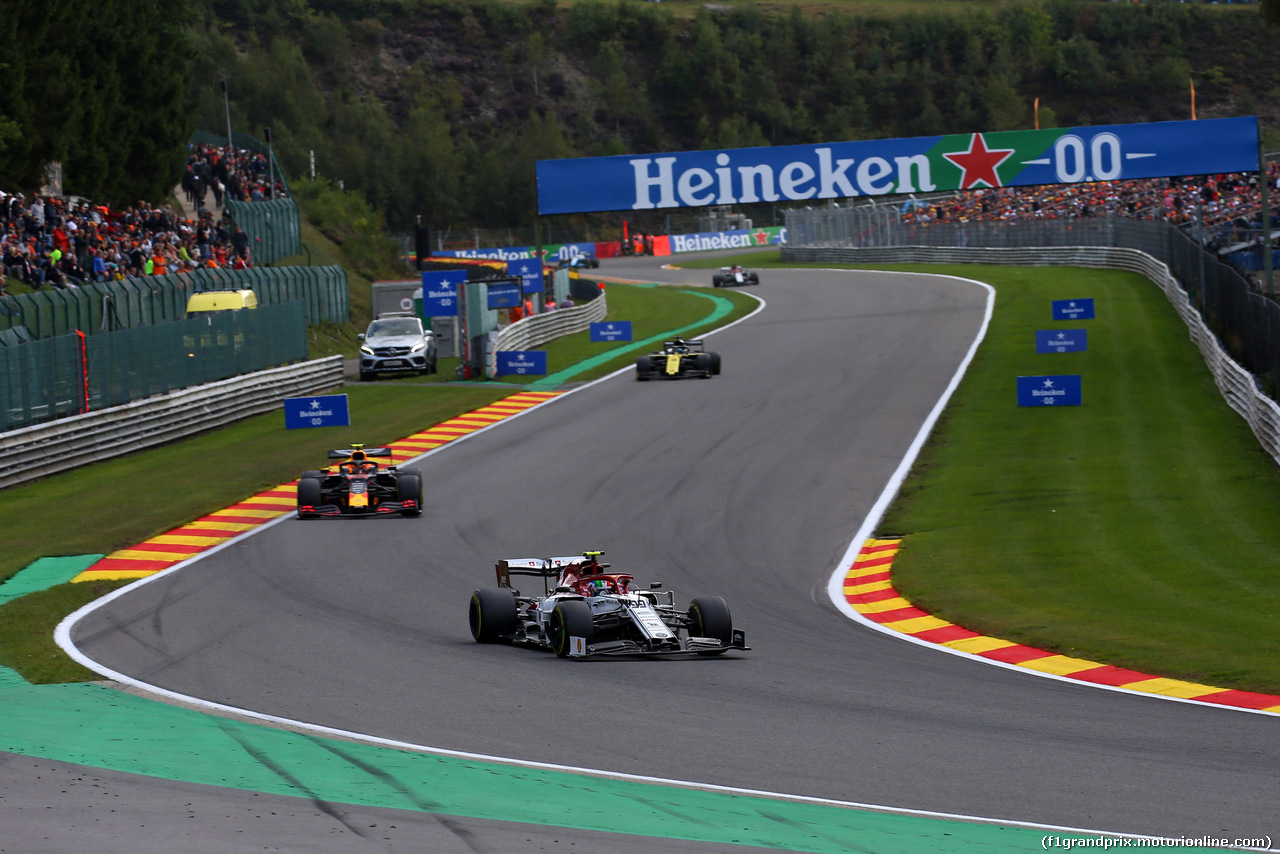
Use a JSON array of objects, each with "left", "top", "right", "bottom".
[
  {"left": 900, "top": 164, "right": 1280, "bottom": 247},
  {"left": 0, "top": 144, "right": 279, "bottom": 296},
  {"left": 180, "top": 142, "right": 287, "bottom": 212}
]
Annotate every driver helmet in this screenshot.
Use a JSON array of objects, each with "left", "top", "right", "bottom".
[{"left": 589, "top": 579, "right": 609, "bottom": 596}]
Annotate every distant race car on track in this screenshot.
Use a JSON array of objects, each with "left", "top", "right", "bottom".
[
  {"left": 469, "top": 551, "right": 749, "bottom": 658},
  {"left": 549, "top": 254, "right": 599, "bottom": 269},
  {"left": 635, "top": 337, "right": 721, "bottom": 380},
  {"left": 712, "top": 264, "right": 759, "bottom": 287},
  {"left": 296, "top": 444, "right": 423, "bottom": 518}
]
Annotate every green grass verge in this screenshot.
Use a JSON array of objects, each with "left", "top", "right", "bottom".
[
  {"left": 0, "top": 579, "right": 136, "bottom": 683},
  {"left": 0, "top": 281, "right": 753, "bottom": 683},
  {"left": 706, "top": 252, "right": 1280, "bottom": 694}
]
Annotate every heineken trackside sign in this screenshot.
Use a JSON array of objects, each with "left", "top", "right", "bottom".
[
  {"left": 1017, "top": 375, "right": 1082, "bottom": 407},
  {"left": 422, "top": 270, "right": 466, "bottom": 317},
  {"left": 535, "top": 116, "right": 1259, "bottom": 215},
  {"left": 1052, "top": 298, "right": 1095, "bottom": 321},
  {"left": 1036, "top": 329, "right": 1088, "bottom": 354},
  {"left": 670, "top": 226, "right": 786, "bottom": 253},
  {"left": 508, "top": 259, "right": 544, "bottom": 294},
  {"left": 496, "top": 351, "right": 547, "bottom": 376}
]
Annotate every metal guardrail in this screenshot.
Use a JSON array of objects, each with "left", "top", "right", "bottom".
[
  {"left": 783, "top": 245, "right": 1280, "bottom": 466},
  {"left": 0, "top": 356, "right": 344, "bottom": 489},
  {"left": 484, "top": 292, "right": 608, "bottom": 378}
]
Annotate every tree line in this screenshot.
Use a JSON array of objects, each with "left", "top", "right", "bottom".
[{"left": 0, "top": 0, "right": 195, "bottom": 201}]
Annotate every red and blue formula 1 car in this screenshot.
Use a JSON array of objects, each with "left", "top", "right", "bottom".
[{"left": 296, "top": 444, "right": 423, "bottom": 518}]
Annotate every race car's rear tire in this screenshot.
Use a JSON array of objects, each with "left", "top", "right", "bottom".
[
  {"left": 709, "top": 352, "right": 721, "bottom": 375},
  {"left": 635, "top": 356, "right": 651, "bottom": 381},
  {"left": 296, "top": 477, "right": 322, "bottom": 519},
  {"left": 470, "top": 588, "right": 518, "bottom": 643},
  {"left": 397, "top": 472, "right": 423, "bottom": 516},
  {"left": 550, "top": 599, "right": 594, "bottom": 658},
  {"left": 687, "top": 596, "right": 733, "bottom": 655}
]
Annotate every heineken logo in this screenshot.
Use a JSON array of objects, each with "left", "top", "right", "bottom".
[
  {"left": 536, "top": 117, "right": 1259, "bottom": 216},
  {"left": 942, "top": 134, "right": 1016, "bottom": 190}
]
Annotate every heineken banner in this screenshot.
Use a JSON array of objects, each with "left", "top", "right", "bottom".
[{"left": 535, "top": 116, "right": 1259, "bottom": 215}]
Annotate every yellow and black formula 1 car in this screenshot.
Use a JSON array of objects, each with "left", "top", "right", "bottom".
[
  {"left": 296, "top": 444, "right": 423, "bottom": 518},
  {"left": 634, "top": 337, "right": 722, "bottom": 380}
]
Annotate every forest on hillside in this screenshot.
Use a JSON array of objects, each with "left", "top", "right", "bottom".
[{"left": 4, "top": 0, "right": 1279, "bottom": 236}]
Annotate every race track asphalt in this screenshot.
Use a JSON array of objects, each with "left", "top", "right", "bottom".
[{"left": 16, "top": 252, "right": 1278, "bottom": 851}]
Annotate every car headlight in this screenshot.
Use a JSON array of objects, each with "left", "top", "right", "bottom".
[
  {"left": 360, "top": 346, "right": 374, "bottom": 356},
  {"left": 409, "top": 340, "right": 428, "bottom": 354}
]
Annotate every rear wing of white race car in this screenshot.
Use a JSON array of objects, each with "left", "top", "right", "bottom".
[{"left": 496, "top": 556, "right": 587, "bottom": 592}]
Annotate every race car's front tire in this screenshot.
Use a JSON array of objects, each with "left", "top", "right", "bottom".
[
  {"left": 694, "top": 353, "right": 712, "bottom": 377},
  {"left": 397, "top": 472, "right": 423, "bottom": 516},
  {"left": 296, "top": 477, "right": 322, "bottom": 519},
  {"left": 550, "top": 599, "right": 594, "bottom": 658},
  {"left": 709, "top": 352, "right": 721, "bottom": 375},
  {"left": 635, "top": 356, "right": 651, "bottom": 381},
  {"left": 712, "top": 275, "right": 723, "bottom": 287},
  {"left": 470, "top": 588, "right": 518, "bottom": 643},
  {"left": 747, "top": 273, "right": 759, "bottom": 284},
  {"left": 687, "top": 596, "right": 733, "bottom": 655}
]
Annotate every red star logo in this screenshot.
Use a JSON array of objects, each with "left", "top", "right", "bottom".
[
  {"left": 942, "top": 134, "right": 1015, "bottom": 190},
  {"left": 753, "top": 229, "right": 771, "bottom": 246}
]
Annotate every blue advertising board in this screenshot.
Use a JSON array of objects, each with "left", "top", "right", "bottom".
[
  {"left": 551, "top": 243, "right": 598, "bottom": 262},
  {"left": 589, "top": 321, "right": 633, "bottom": 342},
  {"left": 536, "top": 117, "right": 1259, "bottom": 215},
  {"left": 1017, "top": 375, "right": 1082, "bottom": 407},
  {"left": 1052, "top": 299, "right": 1095, "bottom": 321},
  {"left": 284, "top": 394, "right": 350, "bottom": 429},
  {"left": 486, "top": 280, "right": 522, "bottom": 310},
  {"left": 507, "top": 259, "right": 544, "bottom": 294},
  {"left": 495, "top": 351, "right": 548, "bottom": 376},
  {"left": 1035, "top": 329, "right": 1088, "bottom": 354},
  {"left": 422, "top": 270, "right": 467, "bottom": 317}
]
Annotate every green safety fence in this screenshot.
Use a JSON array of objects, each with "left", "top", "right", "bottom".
[
  {"left": 0, "top": 301, "right": 309, "bottom": 431},
  {"left": 0, "top": 265, "right": 347, "bottom": 337},
  {"left": 224, "top": 198, "right": 302, "bottom": 265}
]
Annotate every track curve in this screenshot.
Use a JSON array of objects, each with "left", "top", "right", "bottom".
[{"left": 67, "top": 255, "right": 1279, "bottom": 842}]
